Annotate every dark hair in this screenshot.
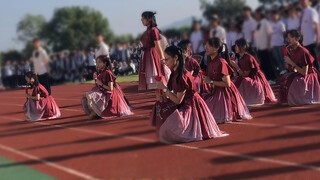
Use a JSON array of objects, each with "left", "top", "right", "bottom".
[
  {"left": 255, "top": 7, "right": 266, "bottom": 19},
  {"left": 33, "top": 38, "right": 40, "bottom": 43},
  {"left": 96, "top": 55, "right": 112, "bottom": 70},
  {"left": 25, "top": 71, "right": 39, "bottom": 86},
  {"left": 177, "top": 40, "right": 191, "bottom": 53},
  {"left": 270, "top": 9, "right": 280, "bottom": 15},
  {"left": 235, "top": 38, "right": 259, "bottom": 61},
  {"left": 142, "top": 11, "right": 158, "bottom": 28},
  {"left": 286, "top": 29, "right": 303, "bottom": 44},
  {"left": 207, "top": 37, "right": 231, "bottom": 65},
  {"left": 243, "top": 6, "right": 252, "bottom": 12},
  {"left": 164, "top": 45, "right": 185, "bottom": 89}
]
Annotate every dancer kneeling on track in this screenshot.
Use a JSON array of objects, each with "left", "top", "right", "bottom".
[
  {"left": 280, "top": 30, "right": 320, "bottom": 106},
  {"left": 203, "top": 37, "right": 252, "bottom": 124},
  {"left": 177, "top": 40, "right": 208, "bottom": 94},
  {"left": 24, "top": 72, "right": 61, "bottom": 121},
  {"left": 231, "top": 38, "right": 277, "bottom": 106},
  {"left": 82, "top": 55, "right": 133, "bottom": 119},
  {"left": 150, "top": 45, "right": 228, "bottom": 144}
]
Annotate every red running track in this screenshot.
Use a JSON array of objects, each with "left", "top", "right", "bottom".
[{"left": 0, "top": 83, "right": 320, "bottom": 179}]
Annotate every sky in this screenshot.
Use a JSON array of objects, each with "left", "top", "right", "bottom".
[{"left": 0, "top": 0, "right": 259, "bottom": 52}]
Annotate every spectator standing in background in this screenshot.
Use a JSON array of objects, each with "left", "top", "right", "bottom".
[
  {"left": 31, "top": 38, "right": 51, "bottom": 94},
  {"left": 190, "top": 20, "right": 205, "bottom": 54},
  {"left": 242, "top": 6, "right": 256, "bottom": 45},
  {"left": 270, "top": 9, "right": 287, "bottom": 75},
  {"left": 209, "top": 14, "right": 226, "bottom": 43},
  {"left": 299, "top": 0, "right": 320, "bottom": 71},
  {"left": 254, "top": 8, "right": 277, "bottom": 83},
  {"left": 95, "top": 34, "right": 109, "bottom": 58},
  {"left": 287, "top": 7, "right": 301, "bottom": 30}
]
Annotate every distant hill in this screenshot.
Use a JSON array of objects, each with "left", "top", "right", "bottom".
[{"left": 160, "top": 16, "right": 208, "bottom": 30}]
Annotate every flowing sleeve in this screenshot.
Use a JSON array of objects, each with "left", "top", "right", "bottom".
[
  {"left": 151, "top": 27, "right": 161, "bottom": 41},
  {"left": 240, "top": 55, "right": 255, "bottom": 71},
  {"left": 220, "top": 60, "right": 233, "bottom": 76},
  {"left": 104, "top": 70, "right": 116, "bottom": 83},
  {"left": 302, "top": 50, "right": 314, "bottom": 66},
  {"left": 173, "top": 73, "right": 189, "bottom": 93}
]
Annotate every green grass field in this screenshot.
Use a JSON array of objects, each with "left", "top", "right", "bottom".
[
  {"left": 84, "top": 74, "right": 138, "bottom": 84},
  {"left": 0, "top": 156, "right": 55, "bottom": 180}
]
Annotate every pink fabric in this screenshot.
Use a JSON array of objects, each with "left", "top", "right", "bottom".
[
  {"left": 24, "top": 84, "right": 61, "bottom": 121},
  {"left": 185, "top": 56, "right": 205, "bottom": 93},
  {"left": 234, "top": 53, "right": 277, "bottom": 106},
  {"left": 280, "top": 71, "right": 320, "bottom": 106},
  {"left": 82, "top": 69, "right": 133, "bottom": 118},
  {"left": 150, "top": 70, "right": 226, "bottom": 144},
  {"left": 280, "top": 45, "right": 320, "bottom": 106},
  {"left": 139, "top": 27, "right": 170, "bottom": 90},
  {"left": 204, "top": 56, "right": 252, "bottom": 124}
]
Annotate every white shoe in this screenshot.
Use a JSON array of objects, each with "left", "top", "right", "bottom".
[
  {"left": 280, "top": 70, "right": 287, "bottom": 75},
  {"left": 268, "top": 80, "right": 276, "bottom": 85}
]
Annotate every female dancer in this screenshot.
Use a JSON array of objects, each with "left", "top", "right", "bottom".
[
  {"left": 150, "top": 45, "right": 227, "bottom": 144},
  {"left": 231, "top": 38, "right": 277, "bottom": 106},
  {"left": 24, "top": 72, "right": 61, "bottom": 121},
  {"left": 203, "top": 37, "right": 252, "bottom": 124},
  {"left": 139, "top": 11, "right": 170, "bottom": 90},
  {"left": 280, "top": 30, "right": 320, "bottom": 106},
  {"left": 82, "top": 55, "right": 132, "bottom": 119},
  {"left": 177, "top": 40, "right": 205, "bottom": 93}
]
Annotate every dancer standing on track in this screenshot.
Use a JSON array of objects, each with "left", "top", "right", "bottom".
[
  {"left": 82, "top": 55, "right": 132, "bottom": 119},
  {"left": 231, "top": 38, "right": 277, "bottom": 106},
  {"left": 138, "top": 11, "right": 170, "bottom": 91},
  {"left": 150, "top": 45, "right": 227, "bottom": 144},
  {"left": 177, "top": 40, "right": 207, "bottom": 93},
  {"left": 203, "top": 37, "right": 252, "bottom": 124},
  {"left": 24, "top": 72, "right": 61, "bottom": 121},
  {"left": 280, "top": 30, "right": 320, "bottom": 106}
]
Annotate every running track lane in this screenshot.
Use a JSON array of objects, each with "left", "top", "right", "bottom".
[{"left": 0, "top": 83, "right": 320, "bottom": 179}]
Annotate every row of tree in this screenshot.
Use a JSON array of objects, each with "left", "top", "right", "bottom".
[{"left": 0, "top": 0, "right": 297, "bottom": 65}]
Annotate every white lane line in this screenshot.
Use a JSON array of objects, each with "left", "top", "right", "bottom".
[
  {"left": 0, "top": 143, "right": 101, "bottom": 180},
  {"left": 2, "top": 116, "right": 320, "bottom": 172},
  {"left": 231, "top": 122, "right": 320, "bottom": 131},
  {"left": 1, "top": 103, "right": 320, "bottom": 132}
]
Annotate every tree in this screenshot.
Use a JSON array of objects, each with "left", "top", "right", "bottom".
[
  {"left": 200, "top": 0, "right": 246, "bottom": 21},
  {"left": 258, "top": 0, "right": 297, "bottom": 7},
  {"left": 41, "top": 6, "right": 114, "bottom": 52},
  {"left": 16, "top": 14, "right": 47, "bottom": 44},
  {"left": 112, "top": 34, "right": 135, "bottom": 44},
  {"left": 1, "top": 50, "right": 23, "bottom": 64},
  {"left": 163, "top": 26, "right": 192, "bottom": 39}
]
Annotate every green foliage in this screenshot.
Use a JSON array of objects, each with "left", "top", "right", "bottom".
[
  {"left": 41, "top": 6, "right": 114, "bottom": 51},
  {"left": 112, "top": 34, "right": 135, "bottom": 44},
  {"left": 1, "top": 50, "right": 23, "bottom": 64},
  {"left": 258, "top": 0, "right": 297, "bottom": 7},
  {"left": 16, "top": 14, "right": 46, "bottom": 43},
  {"left": 200, "top": 0, "right": 246, "bottom": 21},
  {"left": 163, "top": 26, "right": 192, "bottom": 39}
]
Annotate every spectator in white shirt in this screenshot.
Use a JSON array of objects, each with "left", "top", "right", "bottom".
[
  {"left": 95, "top": 34, "right": 109, "bottom": 58},
  {"left": 242, "top": 6, "right": 256, "bottom": 44},
  {"left": 190, "top": 21, "right": 205, "bottom": 54},
  {"left": 287, "top": 7, "right": 301, "bottom": 30},
  {"left": 226, "top": 22, "right": 243, "bottom": 51},
  {"left": 270, "top": 9, "right": 287, "bottom": 74},
  {"left": 31, "top": 38, "right": 51, "bottom": 94},
  {"left": 254, "top": 7, "right": 277, "bottom": 82},
  {"left": 209, "top": 14, "right": 226, "bottom": 43},
  {"left": 315, "top": 0, "right": 320, "bottom": 23},
  {"left": 299, "top": 0, "right": 320, "bottom": 70}
]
